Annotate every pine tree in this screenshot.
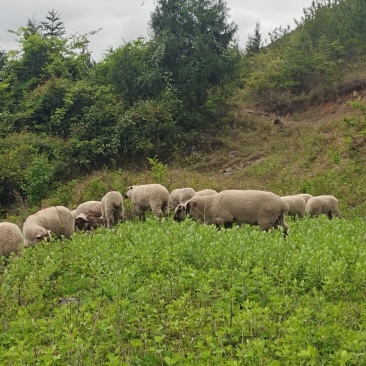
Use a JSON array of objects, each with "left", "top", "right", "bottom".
[
  {"left": 246, "top": 21, "right": 262, "bottom": 56},
  {"left": 41, "top": 10, "right": 66, "bottom": 38}
]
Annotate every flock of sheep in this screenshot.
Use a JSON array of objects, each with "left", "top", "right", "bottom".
[{"left": 0, "top": 183, "right": 341, "bottom": 258}]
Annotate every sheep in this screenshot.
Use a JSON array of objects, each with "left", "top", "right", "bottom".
[
  {"left": 195, "top": 189, "right": 218, "bottom": 196},
  {"left": 174, "top": 189, "right": 289, "bottom": 235},
  {"left": 73, "top": 201, "right": 103, "bottom": 231},
  {"left": 0, "top": 222, "right": 24, "bottom": 257},
  {"left": 23, "top": 206, "right": 75, "bottom": 246},
  {"left": 168, "top": 188, "right": 196, "bottom": 210},
  {"left": 101, "top": 191, "right": 124, "bottom": 228},
  {"left": 281, "top": 195, "right": 307, "bottom": 218},
  {"left": 305, "top": 195, "right": 341, "bottom": 219},
  {"left": 124, "top": 184, "right": 169, "bottom": 221}
]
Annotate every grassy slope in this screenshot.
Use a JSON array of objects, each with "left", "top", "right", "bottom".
[
  {"left": 164, "top": 89, "right": 366, "bottom": 219},
  {"left": 3, "top": 78, "right": 362, "bottom": 223}
]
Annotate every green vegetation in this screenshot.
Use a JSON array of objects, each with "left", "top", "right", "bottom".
[
  {"left": 2, "top": 1, "right": 366, "bottom": 363},
  {"left": 1, "top": 0, "right": 366, "bottom": 215},
  {"left": 1, "top": 217, "right": 366, "bottom": 364},
  {"left": 243, "top": 0, "right": 366, "bottom": 112}
]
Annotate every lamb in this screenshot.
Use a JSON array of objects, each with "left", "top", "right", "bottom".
[
  {"left": 281, "top": 195, "right": 307, "bottom": 218},
  {"left": 305, "top": 195, "right": 341, "bottom": 219},
  {"left": 101, "top": 191, "right": 124, "bottom": 228},
  {"left": 124, "top": 184, "right": 169, "bottom": 220},
  {"left": 73, "top": 201, "right": 103, "bottom": 231},
  {"left": 174, "top": 189, "right": 289, "bottom": 235},
  {"left": 23, "top": 206, "right": 75, "bottom": 246},
  {"left": 168, "top": 188, "right": 196, "bottom": 210},
  {"left": 0, "top": 222, "right": 24, "bottom": 257},
  {"left": 195, "top": 189, "right": 218, "bottom": 196}
]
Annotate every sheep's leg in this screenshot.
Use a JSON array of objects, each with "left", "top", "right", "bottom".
[
  {"left": 327, "top": 211, "right": 333, "bottom": 220},
  {"left": 161, "top": 202, "right": 169, "bottom": 217},
  {"left": 151, "top": 204, "right": 164, "bottom": 218}
]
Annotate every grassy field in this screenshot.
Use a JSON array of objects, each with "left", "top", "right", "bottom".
[{"left": 1, "top": 215, "right": 366, "bottom": 365}]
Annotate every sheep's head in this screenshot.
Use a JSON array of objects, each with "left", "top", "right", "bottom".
[
  {"left": 75, "top": 213, "right": 92, "bottom": 231},
  {"left": 124, "top": 186, "right": 135, "bottom": 199},
  {"left": 174, "top": 202, "right": 189, "bottom": 222},
  {"left": 26, "top": 228, "right": 52, "bottom": 246}
]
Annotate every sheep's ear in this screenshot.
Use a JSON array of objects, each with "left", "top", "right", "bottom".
[{"left": 186, "top": 201, "right": 191, "bottom": 213}]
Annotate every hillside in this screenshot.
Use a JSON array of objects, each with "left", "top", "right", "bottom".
[
  {"left": 27, "top": 86, "right": 365, "bottom": 224},
  {"left": 156, "top": 88, "right": 365, "bottom": 218}
]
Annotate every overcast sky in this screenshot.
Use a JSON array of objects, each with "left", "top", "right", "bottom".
[{"left": 1, "top": 0, "right": 314, "bottom": 61}]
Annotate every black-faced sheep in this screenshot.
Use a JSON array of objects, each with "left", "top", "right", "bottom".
[
  {"left": 124, "top": 184, "right": 169, "bottom": 221},
  {"left": 23, "top": 206, "right": 75, "bottom": 246},
  {"left": 0, "top": 222, "right": 24, "bottom": 256},
  {"left": 281, "top": 195, "right": 307, "bottom": 218},
  {"left": 174, "top": 189, "right": 289, "bottom": 235},
  {"left": 305, "top": 195, "right": 341, "bottom": 219},
  {"left": 73, "top": 201, "right": 103, "bottom": 231},
  {"left": 168, "top": 188, "right": 196, "bottom": 210},
  {"left": 101, "top": 191, "right": 124, "bottom": 228}
]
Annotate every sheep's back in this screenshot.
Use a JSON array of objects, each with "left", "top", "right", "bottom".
[
  {"left": 192, "top": 190, "right": 286, "bottom": 224},
  {"left": 133, "top": 184, "right": 169, "bottom": 205},
  {"left": 23, "top": 206, "right": 74, "bottom": 240}
]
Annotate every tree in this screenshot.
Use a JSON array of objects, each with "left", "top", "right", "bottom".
[
  {"left": 41, "top": 10, "right": 66, "bottom": 38},
  {"left": 149, "top": 0, "right": 239, "bottom": 115},
  {"left": 22, "top": 154, "right": 54, "bottom": 207},
  {"left": 246, "top": 21, "right": 262, "bottom": 56}
]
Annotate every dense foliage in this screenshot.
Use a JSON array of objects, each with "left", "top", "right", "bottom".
[
  {"left": 1, "top": 217, "right": 366, "bottom": 364},
  {"left": 0, "top": 2, "right": 240, "bottom": 209},
  {"left": 1, "top": 0, "right": 366, "bottom": 211},
  {"left": 242, "top": 0, "right": 366, "bottom": 112}
]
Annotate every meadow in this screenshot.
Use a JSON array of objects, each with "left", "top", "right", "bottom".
[{"left": 1, "top": 215, "right": 366, "bottom": 365}]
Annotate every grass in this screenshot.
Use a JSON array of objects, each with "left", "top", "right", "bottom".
[{"left": 1, "top": 216, "right": 366, "bottom": 364}]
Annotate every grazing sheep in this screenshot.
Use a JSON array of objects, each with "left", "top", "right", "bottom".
[
  {"left": 174, "top": 189, "right": 289, "bottom": 235},
  {"left": 294, "top": 193, "right": 313, "bottom": 203},
  {"left": 0, "top": 222, "right": 24, "bottom": 257},
  {"left": 73, "top": 201, "right": 103, "bottom": 231},
  {"left": 305, "top": 195, "right": 341, "bottom": 219},
  {"left": 124, "top": 184, "right": 169, "bottom": 221},
  {"left": 281, "top": 195, "right": 307, "bottom": 218},
  {"left": 168, "top": 188, "right": 196, "bottom": 210},
  {"left": 195, "top": 189, "right": 218, "bottom": 196},
  {"left": 101, "top": 191, "right": 124, "bottom": 228},
  {"left": 23, "top": 206, "right": 75, "bottom": 246}
]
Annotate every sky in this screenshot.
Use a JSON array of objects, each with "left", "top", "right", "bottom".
[{"left": 0, "top": 0, "right": 314, "bottom": 61}]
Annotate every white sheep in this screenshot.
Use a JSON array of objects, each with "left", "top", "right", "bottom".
[
  {"left": 124, "top": 184, "right": 169, "bottom": 220},
  {"left": 281, "top": 195, "right": 307, "bottom": 218},
  {"left": 73, "top": 201, "right": 103, "bottom": 231},
  {"left": 305, "top": 195, "right": 341, "bottom": 219},
  {"left": 195, "top": 189, "right": 218, "bottom": 196},
  {"left": 0, "top": 222, "right": 24, "bottom": 256},
  {"left": 168, "top": 188, "right": 196, "bottom": 210},
  {"left": 101, "top": 191, "right": 124, "bottom": 228},
  {"left": 174, "top": 189, "right": 289, "bottom": 235},
  {"left": 23, "top": 206, "right": 75, "bottom": 246}
]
